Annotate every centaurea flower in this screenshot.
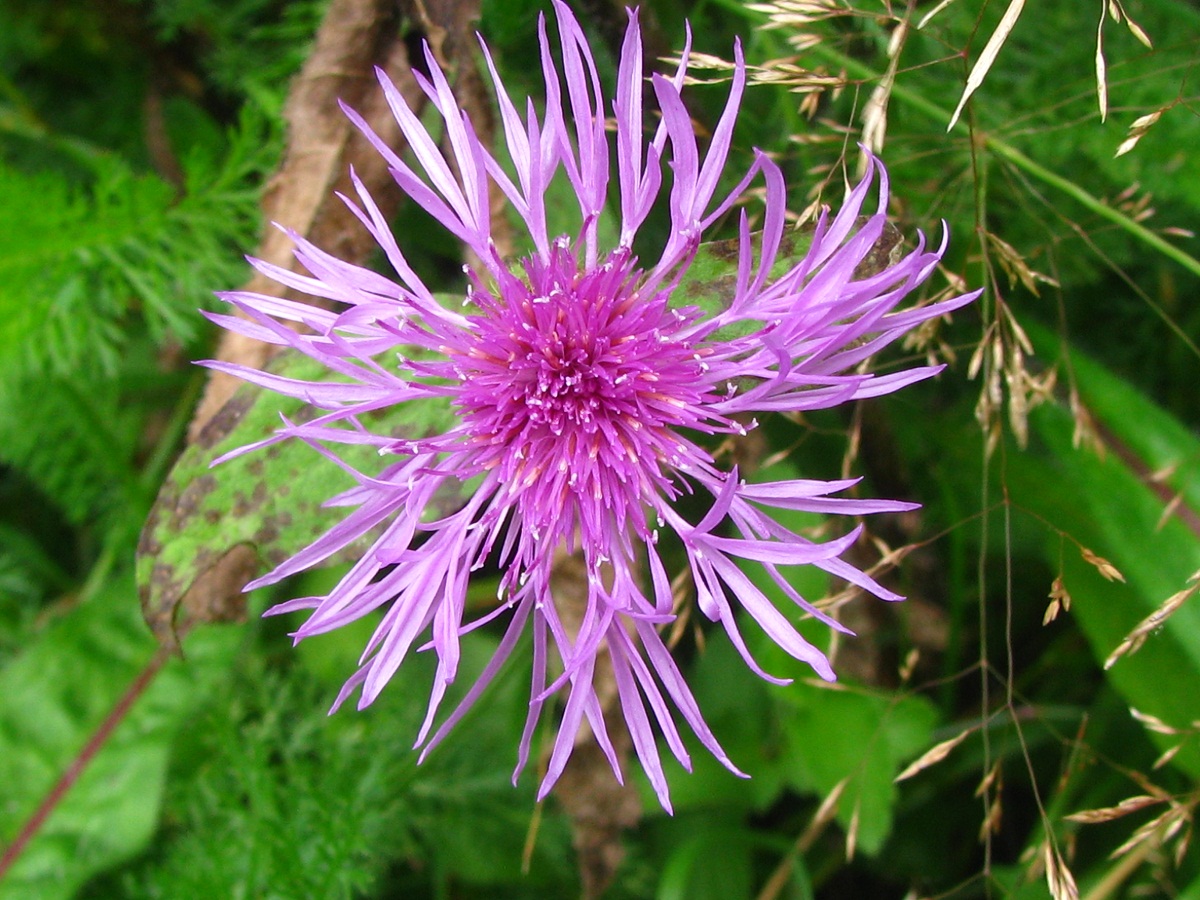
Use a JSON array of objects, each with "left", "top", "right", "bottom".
[{"left": 206, "top": 1, "right": 978, "bottom": 811}]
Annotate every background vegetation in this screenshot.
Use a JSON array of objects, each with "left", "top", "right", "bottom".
[{"left": 1, "top": 0, "right": 1197, "bottom": 897}]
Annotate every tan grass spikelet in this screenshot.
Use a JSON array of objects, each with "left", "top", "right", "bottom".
[
  {"left": 1097, "top": 0, "right": 1154, "bottom": 122},
  {"left": 1095, "top": 1, "right": 1110, "bottom": 121},
  {"left": 1080, "top": 547, "right": 1125, "bottom": 582},
  {"left": 986, "top": 233, "right": 1059, "bottom": 296},
  {"left": 845, "top": 799, "right": 861, "bottom": 862},
  {"left": 1105, "top": 574, "right": 1200, "bottom": 669},
  {"left": 1130, "top": 707, "right": 1184, "bottom": 736},
  {"left": 1108, "top": 0, "right": 1154, "bottom": 47},
  {"left": 894, "top": 728, "right": 972, "bottom": 782},
  {"left": 1043, "top": 841, "right": 1080, "bottom": 900},
  {"left": 947, "top": 0, "right": 1026, "bottom": 131},
  {"left": 1068, "top": 384, "right": 1105, "bottom": 456},
  {"left": 1043, "top": 575, "right": 1072, "bottom": 625},
  {"left": 1108, "top": 804, "right": 1188, "bottom": 861},
  {"left": 860, "top": 19, "right": 908, "bottom": 164},
  {"left": 1065, "top": 794, "right": 1163, "bottom": 824},
  {"left": 1116, "top": 107, "right": 1168, "bottom": 158}
]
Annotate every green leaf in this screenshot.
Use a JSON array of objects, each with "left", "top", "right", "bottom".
[
  {"left": 137, "top": 348, "right": 460, "bottom": 648},
  {"left": 656, "top": 817, "right": 756, "bottom": 900},
  {"left": 1177, "top": 872, "right": 1200, "bottom": 900},
  {"left": 1063, "top": 329, "right": 1200, "bottom": 517},
  {"left": 0, "top": 571, "right": 240, "bottom": 900},
  {"left": 1010, "top": 322, "right": 1200, "bottom": 777},
  {"left": 666, "top": 636, "right": 788, "bottom": 813},
  {"left": 776, "top": 683, "right": 937, "bottom": 856}
]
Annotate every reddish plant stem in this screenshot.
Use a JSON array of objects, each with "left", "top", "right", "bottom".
[{"left": 0, "top": 648, "right": 171, "bottom": 883}]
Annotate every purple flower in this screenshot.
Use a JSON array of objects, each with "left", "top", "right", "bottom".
[{"left": 206, "top": 1, "right": 977, "bottom": 811}]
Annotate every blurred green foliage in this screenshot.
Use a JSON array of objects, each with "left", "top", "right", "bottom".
[{"left": 1, "top": 0, "right": 1199, "bottom": 897}]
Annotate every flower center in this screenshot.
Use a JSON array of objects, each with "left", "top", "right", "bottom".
[
  {"left": 520, "top": 318, "right": 611, "bottom": 436},
  {"left": 453, "top": 243, "right": 711, "bottom": 541}
]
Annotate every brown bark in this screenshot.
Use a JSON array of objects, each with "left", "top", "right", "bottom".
[{"left": 189, "top": 0, "right": 418, "bottom": 440}]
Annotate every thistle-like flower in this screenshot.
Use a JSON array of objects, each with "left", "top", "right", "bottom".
[{"left": 207, "top": 1, "right": 977, "bottom": 811}]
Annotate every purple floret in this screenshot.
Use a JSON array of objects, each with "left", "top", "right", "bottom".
[{"left": 205, "top": 0, "right": 979, "bottom": 811}]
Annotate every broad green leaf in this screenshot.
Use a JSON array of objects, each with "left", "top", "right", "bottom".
[
  {"left": 0, "top": 571, "right": 240, "bottom": 900},
  {"left": 1062, "top": 327, "right": 1200, "bottom": 517},
  {"left": 1177, "top": 873, "right": 1200, "bottom": 900},
  {"left": 659, "top": 636, "right": 786, "bottom": 813},
  {"left": 137, "top": 348, "right": 459, "bottom": 648},
  {"left": 1009, "top": 322, "right": 1200, "bottom": 776},
  {"left": 776, "top": 683, "right": 937, "bottom": 856},
  {"left": 656, "top": 817, "right": 756, "bottom": 900}
]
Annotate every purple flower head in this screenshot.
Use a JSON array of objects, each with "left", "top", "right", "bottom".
[{"left": 206, "top": 1, "right": 978, "bottom": 811}]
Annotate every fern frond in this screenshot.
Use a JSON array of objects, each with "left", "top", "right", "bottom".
[
  {"left": 0, "top": 111, "right": 272, "bottom": 527},
  {"left": 0, "top": 112, "right": 268, "bottom": 377},
  {"left": 0, "top": 369, "right": 147, "bottom": 529}
]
